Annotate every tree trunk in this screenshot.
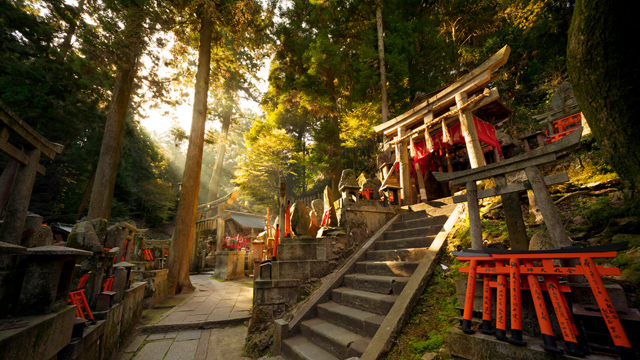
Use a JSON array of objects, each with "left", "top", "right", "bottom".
[
  {"left": 87, "top": 46, "right": 140, "bottom": 220},
  {"left": 207, "top": 108, "right": 232, "bottom": 202},
  {"left": 76, "top": 168, "right": 96, "bottom": 220},
  {"left": 567, "top": 0, "right": 640, "bottom": 201},
  {"left": 56, "top": 0, "right": 86, "bottom": 65},
  {"left": 376, "top": 0, "right": 389, "bottom": 123},
  {"left": 167, "top": 11, "right": 213, "bottom": 295}
]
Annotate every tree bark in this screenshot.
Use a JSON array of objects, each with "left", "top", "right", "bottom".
[
  {"left": 167, "top": 11, "right": 213, "bottom": 295},
  {"left": 207, "top": 108, "right": 232, "bottom": 202},
  {"left": 87, "top": 49, "right": 140, "bottom": 220},
  {"left": 56, "top": 0, "right": 86, "bottom": 65},
  {"left": 376, "top": 0, "right": 389, "bottom": 123},
  {"left": 567, "top": 0, "right": 640, "bottom": 201},
  {"left": 76, "top": 168, "right": 96, "bottom": 220}
]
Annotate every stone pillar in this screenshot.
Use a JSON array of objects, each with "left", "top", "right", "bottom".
[
  {"left": 216, "top": 209, "right": 225, "bottom": 253},
  {"left": 0, "top": 158, "right": 18, "bottom": 218},
  {"left": 112, "top": 267, "right": 127, "bottom": 303},
  {"left": 455, "top": 92, "right": 486, "bottom": 168},
  {"left": 397, "top": 126, "right": 412, "bottom": 205},
  {"left": 0, "top": 148, "right": 41, "bottom": 244}
]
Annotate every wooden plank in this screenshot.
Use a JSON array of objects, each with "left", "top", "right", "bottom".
[
  {"left": 448, "top": 153, "right": 556, "bottom": 186},
  {"left": 374, "top": 45, "right": 510, "bottom": 135},
  {"left": 495, "top": 174, "right": 528, "bottom": 250},
  {"left": 432, "top": 127, "right": 582, "bottom": 184},
  {"left": 452, "top": 173, "right": 569, "bottom": 203}
]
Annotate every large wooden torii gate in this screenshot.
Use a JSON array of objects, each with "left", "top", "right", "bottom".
[{"left": 374, "top": 45, "right": 511, "bottom": 206}]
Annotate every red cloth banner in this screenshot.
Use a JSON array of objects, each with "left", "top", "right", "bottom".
[{"left": 412, "top": 117, "right": 502, "bottom": 172}]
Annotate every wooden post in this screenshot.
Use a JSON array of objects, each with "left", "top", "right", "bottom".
[
  {"left": 0, "top": 148, "right": 40, "bottom": 244},
  {"left": 547, "top": 115, "right": 555, "bottom": 135},
  {"left": 494, "top": 175, "right": 528, "bottom": 250},
  {"left": 215, "top": 207, "right": 225, "bottom": 252},
  {"left": 493, "top": 147, "right": 500, "bottom": 163},
  {"left": 524, "top": 166, "right": 571, "bottom": 247},
  {"left": 456, "top": 92, "right": 486, "bottom": 168},
  {"left": 414, "top": 162, "right": 427, "bottom": 203},
  {"left": 397, "top": 127, "right": 412, "bottom": 205},
  {"left": 536, "top": 134, "right": 546, "bottom": 148},
  {"left": 279, "top": 182, "right": 286, "bottom": 242},
  {"left": 466, "top": 180, "right": 482, "bottom": 250}
]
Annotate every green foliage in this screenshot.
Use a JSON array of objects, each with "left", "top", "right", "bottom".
[{"left": 408, "top": 332, "right": 444, "bottom": 354}]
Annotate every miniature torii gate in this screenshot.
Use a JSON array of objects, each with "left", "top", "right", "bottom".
[
  {"left": 194, "top": 190, "right": 240, "bottom": 253},
  {"left": 374, "top": 45, "right": 511, "bottom": 206}
]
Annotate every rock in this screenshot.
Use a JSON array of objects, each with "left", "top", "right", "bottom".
[
  {"left": 37, "top": 225, "right": 54, "bottom": 247},
  {"left": 105, "top": 225, "right": 124, "bottom": 248},
  {"left": 485, "top": 241, "right": 508, "bottom": 249},
  {"left": 68, "top": 221, "right": 102, "bottom": 251},
  {"left": 529, "top": 231, "right": 556, "bottom": 251},
  {"left": 612, "top": 191, "right": 625, "bottom": 204},
  {"left": 588, "top": 237, "right": 605, "bottom": 246},
  {"left": 612, "top": 233, "right": 640, "bottom": 248},
  {"left": 311, "top": 199, "right": 324, "bottom": 220},
  {"left": 290, "top": 201, "right": 310, "bottom": 237},
  {"left": 21, "top": 213, "right": 43, "bottom": 248},
  {"left": 338, "top": 169, "right": 359, "bottom": 191},
  {"left": 90, "top": 218, "right": 109, "bottom": 239},
  {"left": 571, "top": 215, "right": 587, "bottom": 226},
  {"left": 361, "top": 174, "right": 381, "bottom": 200},
  {"left": 309, "top": 210, "right": 320, "bottom": 236},
  {"left": 322, "top": 186, "right": 338, "bottom": 227}
]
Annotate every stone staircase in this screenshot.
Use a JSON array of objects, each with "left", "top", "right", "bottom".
[{"left": 277, "top": 202, "right": 458, "bottom": 360}]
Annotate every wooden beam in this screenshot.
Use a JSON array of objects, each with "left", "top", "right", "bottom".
[
  {"left": 456, "top": 92, "right": 486, "bottom": 168},
  {"left": 398, "top": 127, "right": 412, "bottom": 205},
  {"left": 525, "top": 166, "right": 571, "bottom": 248},
  {"left": 0, "top": 102, "right": 64, "bottom": 160},
  {"left": 452, "top": 173, "right": 569, "bottom": 203},
  {"left": 374, "top": 45, "right": 510, "bottom": 135},
  {"left": 466, "top": 180, "right": 482, "bottom": 250}
]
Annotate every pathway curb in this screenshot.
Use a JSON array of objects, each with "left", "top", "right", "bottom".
[{"left": 139, "top": 316, "right": 251, "bottom": 333}]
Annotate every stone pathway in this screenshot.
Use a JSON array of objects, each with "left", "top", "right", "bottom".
[
  {"left": 148, "top": 274, "right": 253, "bottom": 327},
  {"left": 120, "top": 326, "right": 250, "bottom": 360}
]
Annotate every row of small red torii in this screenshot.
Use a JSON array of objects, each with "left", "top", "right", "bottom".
[{"left": 454, "top": 242, "right": 634, "bottom": 360}]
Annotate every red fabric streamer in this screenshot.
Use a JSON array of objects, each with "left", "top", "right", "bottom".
[{"left": 412, "top": 117, "right": 502, "bottom": 172}]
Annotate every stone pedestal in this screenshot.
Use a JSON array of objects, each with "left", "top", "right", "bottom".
[{"left": 214, "top": 250, "right": 246, "bottom": 281}]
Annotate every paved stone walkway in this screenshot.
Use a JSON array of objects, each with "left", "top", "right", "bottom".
[
  {"left": 149, "top": 274, "right": 253, "bottom": 326},
  {"left": 120, "top": 326, "right": 250, "bottom": 360}
]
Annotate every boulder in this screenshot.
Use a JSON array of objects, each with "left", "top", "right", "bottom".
[
  {"left": 290, "top": 201, "right": 310, "bottom": 237},
  {"left": 68, "top": 221, "right": 102, "bottom": 251},
  {"left": 21, "top": 213, "right": 43, "bottom": 248},
  {"left": 322, "top": 186, "right": 338, "bottom": 227},
  {"left": 311, "top": 199, "right": 324, "bottom": 220},
  {"left": 309, "top": 210, "right": 320, "bottom": 236},
  {"left": 528, "top": 231, "right": 556, "bottom": 251},
  {"left": 338, "top": 169, "right": 359, "bottom": 191}
]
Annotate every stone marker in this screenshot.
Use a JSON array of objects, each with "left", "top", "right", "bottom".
[
  {"left": 21, "top": 213, "right": 43, "bottom": 248},
  {"left": 105, "top": 225, "right": 124, "bottom": 248},
  {"left": 290, "top": 201, "right": 311, "bottom": 237},
  {"left": 37, "top": 224, "right": 54, "bottom": 247},
  {"left": 311, "top": 199, "right": 324, "bottom": 220},
  {"left": 112, "top": 267, "right": 127, "bottom": 303},
  {"left": 361, "top": 174, "right": 381, "bottom": 200},
  {"left": 322, "top": 186, "right": 338, "bottom": 227},
  {"left": 338, "top": 169, "right": 359, "bottom": 190}
]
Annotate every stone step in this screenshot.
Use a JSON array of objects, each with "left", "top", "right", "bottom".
[
  {"left": 400, "top": 210, "right": 428, "bottom": 222},
  {"left": 384, "top": 225, "right": 440, "bottom": 240},
  {"left": 300, "top": 318, "right": 370, "bottom": 359},
  {"left": 282, "top": 335, "right": 339, "bottom": 360},
  {"left": 392, "top": 215, "right": 449, "bottom": 230},
  {"left": 365, "top": 247, "right": 428, "bottom": 262},
  {"left": 342, "top": 273, "right": 409, "bottom": 295},
  {"left": 355, "top": 261, "right": 419, "bottom": 277},
  {"left": 331, "top": 287, "right": 397, "bottom": 316},
  {"left": 375, "top": 236, "right": 435, "bottom": 250},
  {"left": 317, "top": 301, "right": 385, "bottom": 338}
]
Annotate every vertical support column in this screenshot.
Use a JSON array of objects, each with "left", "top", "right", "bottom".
[
  {"left": 414, "top": 160, "right": 427, "bottom": 203},
  {"left": 397, "top": 127, "right": 412, "bottom": 205},
  {"left": 0, "top": 158, "right": 19, "bottom": 218},
  {"left": 509, "top": 257, "right": 526, "bottom": 346},
  {"left": 481, "top": 272, "right": 493, "bottom": 335},
  {"left": 456, "top": 92, "right": 486, "bottom": 168},
  {"left": 581, "top": 256, "right": 634, "bottom": 360},
  {"left": 494, "top": 175, "right": 528, "bottom": 250},
  {"left": 524, "top": 260, "right": 561, "bottom": 353},
  {"left": 216, "top": 207, "right": 225, "bottom": 252},
  {"left": 495, "top": 265, "right": 508, "bottom": 341},
  {"left": 466, "top": 181, "right": 482, "bottom": 250},
  {"left": 0, "top": 147, "right": 41, "bottom": 244},
  {"left": 524, "top": 166, "right": 571, "bottom": 247},
  {"left": 461, "top": 258, "right": 477, "bottom": 334},
  {"left": 544, "top": 274, "right": 583, "bottom": 356}
]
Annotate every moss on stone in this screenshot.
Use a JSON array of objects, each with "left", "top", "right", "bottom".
[{"left": 66, "top": 232, "right": 80, "bottom": 249}]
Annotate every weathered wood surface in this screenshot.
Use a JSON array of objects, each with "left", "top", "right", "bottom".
[
  {"left": 397, "top": 127, "right": 412, "bottom": 205},
  {"left": 525, "top": 166, "right": 571, "bottom": 248},
  {"left": 456, "top": 92, "right": 486, "bottom": 169},
  {"left": 451, "top": 173, "right": 569, "bottom": 203},
  {"left": 433, "top": 127, "right": 582, "bottom": 185},
  {"left": 494, "top": 174, "right": 528, "bottom": 250},
  {"left": 374, "top": 45, "right": 510, "bottom": 135},
  {"left": 466, "top": 181, "right": 483, "bottom": 250}
]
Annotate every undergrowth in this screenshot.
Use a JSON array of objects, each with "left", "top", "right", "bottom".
[{"left": 386, "top": 251, "right": 460, "bottom": 360}]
